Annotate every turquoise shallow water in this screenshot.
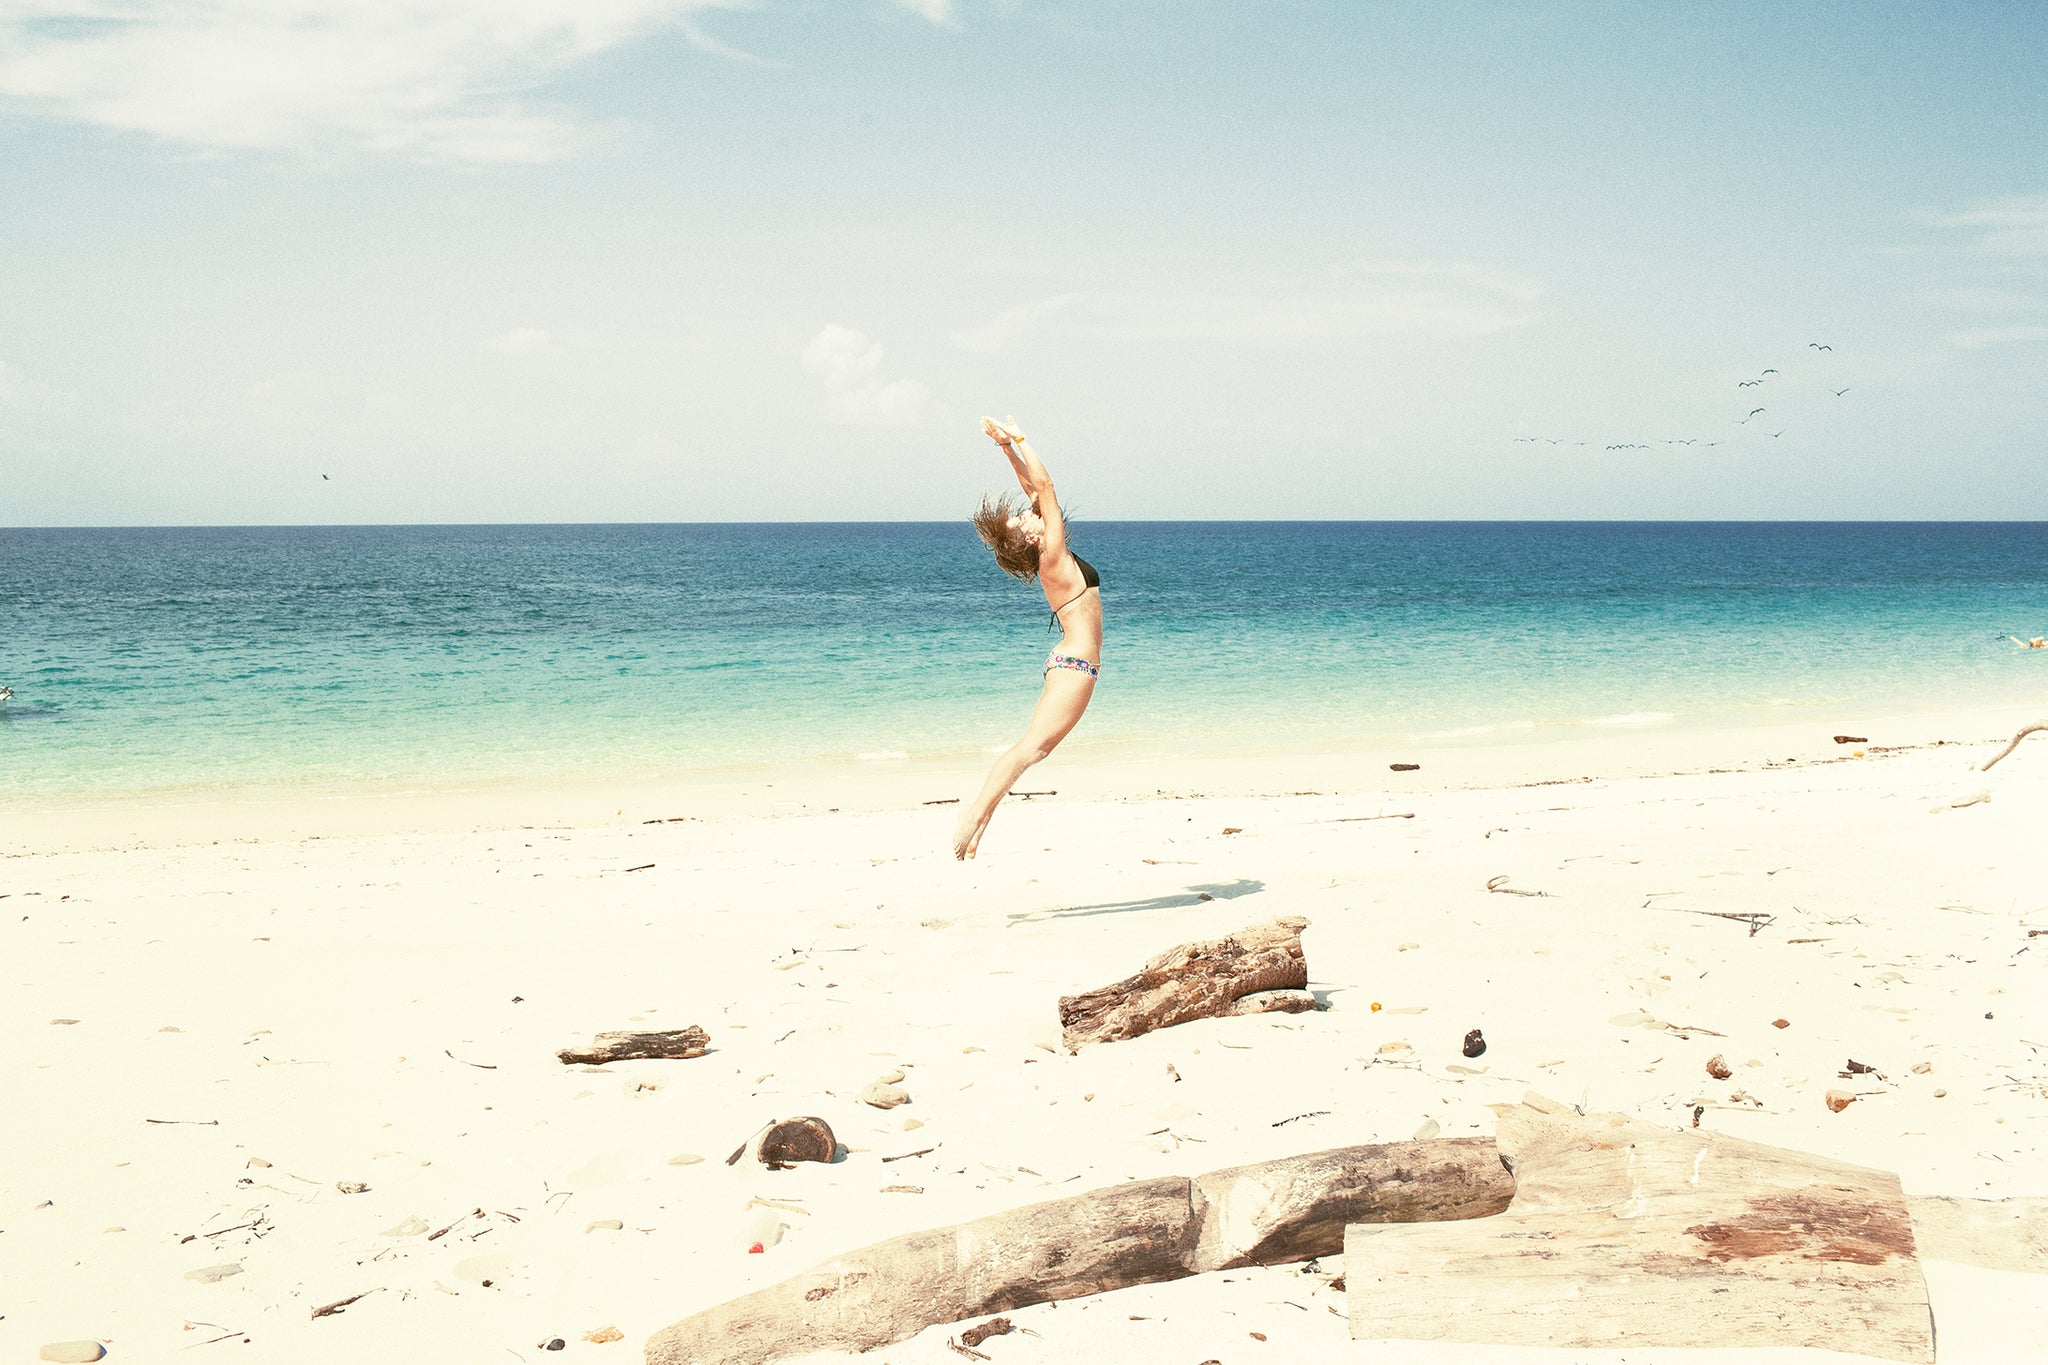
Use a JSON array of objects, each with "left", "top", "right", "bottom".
[{"left": 2, "top": 522, "right": 2044, "bottom": 802}]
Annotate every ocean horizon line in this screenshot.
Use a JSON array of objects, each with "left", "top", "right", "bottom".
[{"left": 7, "top": 517, "right": 2047, "bottom": 533}]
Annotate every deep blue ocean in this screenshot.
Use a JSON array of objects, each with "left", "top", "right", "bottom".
[{"left": 3, "top": 523, "right": 2044, "bottom": 802}]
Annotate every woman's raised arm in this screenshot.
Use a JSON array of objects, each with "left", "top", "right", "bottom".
[{"left": 982, "top": 417, "right": 1068, "bottom": 565}]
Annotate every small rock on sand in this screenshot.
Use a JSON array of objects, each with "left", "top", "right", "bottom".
[
  {"left": 185, "top": 1263, "right": 243, "bottom": 1283},
  {"left": 1412, "top": 1118, "right": 1440, "bottom": 1140},
  {"left": 335, "top": 1181, "right": 368, "bottom": 1195},
  {"left": 1706, "top": 1053, "right": 1733, "bottom": 1080},
  {"left": 585, "top": 1219, "right": 624, "bottom": 1233},
  {"left": 1461, "top": 1029, "right": 1486, "bottom": 1058},
  {"left": 583, "top": 1326, "right": 624, "bottom": 1344},
  {"left": 1826, "top": 1089, "right": 1857, "bottom": 1113},
  {"left": 860, "top": 1080, "right": 911, "bottom": 1109},
  {"left": 40, "top": 1343, "right": 106, "bottom": 1363}
]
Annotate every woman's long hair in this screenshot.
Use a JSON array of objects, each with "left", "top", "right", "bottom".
[{"left": 972, "top": 491, "right": 1066, "bottom": 580}]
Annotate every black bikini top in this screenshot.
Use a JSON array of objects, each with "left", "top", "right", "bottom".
[{"left": 1048, "top": 553, "right": 1101, "bottom": 630}]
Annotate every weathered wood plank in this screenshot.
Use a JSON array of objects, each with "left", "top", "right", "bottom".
[{"left": 1345, "top": 1093, "right": 1934, "bottom": 1363}]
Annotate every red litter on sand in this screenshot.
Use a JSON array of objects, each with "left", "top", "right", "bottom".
[{"left": 741, "top": 1209, "right": 785, "bottom": 1255}]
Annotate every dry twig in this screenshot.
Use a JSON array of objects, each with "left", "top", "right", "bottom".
[
  {"left": 310, "top": 1289, "right": 378, "bottom": 1319},
  {"left": 1982, "top": 722, "right": 2048, "bottom": 773}
]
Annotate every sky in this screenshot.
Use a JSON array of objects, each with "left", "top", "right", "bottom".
[{"left": 1, "top": 0, "right": 2044, "bottom": 524}]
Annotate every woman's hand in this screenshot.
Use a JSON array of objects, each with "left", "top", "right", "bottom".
[{"left": 981, "top": 415, "right": 1025, "bottom": 447}]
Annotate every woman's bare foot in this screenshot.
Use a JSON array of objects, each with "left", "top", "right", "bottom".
[{"left": 952, "top": 804, "right": 991, "bottom": 860}]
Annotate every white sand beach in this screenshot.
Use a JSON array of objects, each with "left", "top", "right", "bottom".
[{"left": 5, "top": 703, "right": 2046, "bottom": 1364}]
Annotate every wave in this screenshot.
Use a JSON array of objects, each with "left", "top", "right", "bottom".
[{"left": 1408, "top": 720, "right": 1538, "bottom": 741}]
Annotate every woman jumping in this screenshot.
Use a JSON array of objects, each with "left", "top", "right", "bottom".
[{"left": 954, "top": 416, "right": 1102, "bottom": 860}]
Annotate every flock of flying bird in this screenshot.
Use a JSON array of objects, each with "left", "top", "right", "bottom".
[{"left": 1514, "top": 342, "right": 1850, "bottom": 452}]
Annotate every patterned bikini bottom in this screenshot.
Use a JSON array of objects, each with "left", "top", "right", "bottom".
[{"left": 1044, "top": 650, "right": 1100, "bottom": 679}]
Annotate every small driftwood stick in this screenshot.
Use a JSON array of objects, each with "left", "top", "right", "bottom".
[
  {"left": 310, "top": 1289, "right": 377, "bottom": 1319},
  {"left": 557, "top": 1026, "right": 708, "bottom": 1066},
  {"left": 1058, "top": 916, "right": 1316, "bottom": 1051},
  {"left": 1345, "top": 1093, "right": 1932, "bottom": 1362},
  {"left": 644, "top": 1137, "right": 1513, "bottom": 1365},
  {"left": 1981, "top": 721, "right": 2048, "bottom": 772}
]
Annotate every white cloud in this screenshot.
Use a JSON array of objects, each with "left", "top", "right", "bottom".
[
  {"left": 614, "top": 432, "right": 680, "bottom": 472},
  {"left": 487, "top": 326, "right": 563, "bottom": 357},
  {"left": 802, "top": 324, "right": 937, "bottom": 428},
  {"left": 893, "top": 0, "right": 955, "bottom": 23},
  {"left": 0, "top": 1, "right": 747, "bottom": 162},
  {"left": 1947, "top": 325, "right": 2048, "bottom": 350},
  {"left": 1932, "top": 194, "right": 2048, "bottom": 256},
  {"left": 1915, "top": 287, "right": 2044, "bottom": 314},
  {"left": 0, "top": 357, "right": 80, "bottom": 416},
  {"left": 951, "top": 262, "right": 1541, "bottom": 353}
]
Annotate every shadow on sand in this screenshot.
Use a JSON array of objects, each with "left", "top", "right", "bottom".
[{"left": 1008, "top": 877, "right": 1265, "bottom": 925}]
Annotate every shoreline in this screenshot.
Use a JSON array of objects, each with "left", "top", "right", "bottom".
[{"left": 5, "top": 696, "right": 2036, "bottom": 854}]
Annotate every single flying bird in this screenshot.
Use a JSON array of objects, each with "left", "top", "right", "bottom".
[
  {"left": 1832, "top": 387, "right": 1851, "bottom": 397},
  {"left": 1809, "top": 343, "right": 1832, "bottom": 351}
]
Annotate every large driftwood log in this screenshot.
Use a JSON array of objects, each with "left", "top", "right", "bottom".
[
  {"left": 1058, "top": 916, "right": 1316, "bottom": 1051},
  {"left": 644, "top": 1136, "right": 1513, "bottom": 1365},
  {"left": 557, "top": 1026, "right": 709, "bottom": 1065},
  {"left": 1345, "top": 1093, "right": 1933, "bottom": 1362}
]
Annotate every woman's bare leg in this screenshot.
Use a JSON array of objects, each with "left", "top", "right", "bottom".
[{"left": 954, "top": 669, "right": 1096, "bottom": 859}]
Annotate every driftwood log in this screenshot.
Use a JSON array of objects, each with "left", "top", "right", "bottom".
[
  {"left": 643, "top": 1136, "right": 1513, "bottom": 1365},
  {"left": 1345, "top": 1093, "right": 1933, "bottom": 1362},
  {"left": 1058, "top": 916, "right": 1317, "bottom": 1051},
  {"left": 557, "top": 1026, "right": 709, "bottom": 1066},
  {"left": 1982, "top": 720, "right": 2048, "bottom": 772}
]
